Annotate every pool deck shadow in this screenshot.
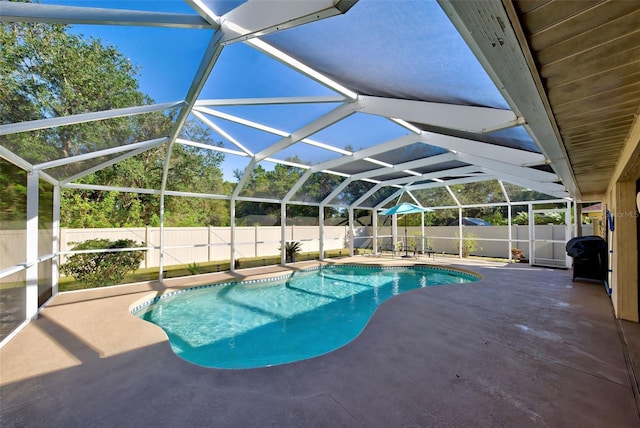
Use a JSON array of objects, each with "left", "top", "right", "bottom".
[{"left": 1, "top": 257, "right": 640, "bottom": 427}]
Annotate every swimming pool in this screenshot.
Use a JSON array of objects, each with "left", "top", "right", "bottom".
[{"left": 132, "top": 265, "right": 479, "bottom": 369}]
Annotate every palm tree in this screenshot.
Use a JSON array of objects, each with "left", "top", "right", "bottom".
[{"left": 281, "top": 241, "right": 303, "bottom": 263}]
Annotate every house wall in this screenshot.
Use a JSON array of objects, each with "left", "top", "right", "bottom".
[{"left": 604, "top": 117, "right": 640, "bottom": 322}]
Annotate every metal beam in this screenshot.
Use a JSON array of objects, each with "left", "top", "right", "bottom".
[
  {"left": 194, "top": 106, "right": 357, "bottom": 156},
  {"left": 438, "top": 0, "right": 579, "bottom": 198},
  {"left": 33, "top": 137, "right": 167, "bottom": 171},
  {"left": 349, "top": 153, "right": 458, "bottom": 182},
  {"left": 358, "top": 95, "right": 522, "bottom": 134},
  {"left": 363, "top": 165, "right": 481, "bottom": 189},
  {"left": 455, "top": 152, "right": 558, "bottom": 183},
  {"left": 219, "top": 0, "right": 357, "bottom": 45},
  {"left": 476, "top": 169, "right": 569, "bottom": 198},
  {"left": 452, "top": 170, "right": 568, "bottom": 199},
  {"left": 405, "top": 175, "right": 496, "bottom": 192},
  {"left": 286, "top": 134, "right": 422, "bottom": 203},
  {"left": 351, "top": 183, "right": 389, "bottom": 208},
  {"left": 310, "top": 134, "right": 422, "bottom": 173},
  {"left": 352, "top": 167, "right": 485, "bottom": 209},
  {"left": 194, "top": 106, "right": 289, "bottom": 137},
  {"left": 0, "top": 145, "right": 34, "bottom": 172},
  {"left": 318, "top": 179, "right": 353, "bottom": 207},
  {"left": 0, "top": 2, "right": 215, "bottom": 29},
  {"left": 64, "top": 183, "right": 161, "bottom": 195},
  {"left": 25, "top": 171, "right": 39, "bottom": 320},
  {"left": 60, "top": 145, "right": 156, "bottom": 186},
  {"left": 185, "top": 0, "right": 220, "bottom": 28},
  {"left": 191, "top": 110, "right": 254, "bottom": 156},
  {"left": 246, "top": 39, "right": 358, "bottom": 99},
  {"left": 419, "top": 131, "right": 544, "bottom": 166},
  {"left": 195, "top": 95, "right": 345, "bottom": 107},
  {"left": 255, "top": 102, "right": 357, "bottom": 161},
  {"left": 333, "top": 155, "right": 465, "bottom": 207},
  {"left": 176, "top": 138, "right": 248, "bottom": 157},
  {"left": 64, "top": 183, "right": 234, "bottom": 201},
  {"left": 231, "top": 158, "right": 257, "bottom": 199},
  {"left": 159, "top": 32, "right": 225, "bottom": 197},
  {"left": 374, "top": 189, "right": 404, "bottom": 211},
  {"left": 0, "top": 102, "right": 184, "bottom": 136}
]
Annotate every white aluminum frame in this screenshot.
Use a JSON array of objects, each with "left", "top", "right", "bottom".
[{"left": 0, "top": 0, "right": 584, "bottom": 347}]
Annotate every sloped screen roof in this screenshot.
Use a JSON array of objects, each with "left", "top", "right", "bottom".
[{"left": 0, "top": 0, "right": 571, "bottom": 212}]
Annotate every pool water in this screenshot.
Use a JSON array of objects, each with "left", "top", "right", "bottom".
[{"left": 133, "top": 265, "right": 478, "bottom": 369}]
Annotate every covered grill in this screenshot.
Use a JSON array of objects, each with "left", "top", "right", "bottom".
[{"left": 566, "top": 236, "right": 608, "bottom": 282}]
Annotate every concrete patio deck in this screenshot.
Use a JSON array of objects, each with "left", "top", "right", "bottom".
[{"left": 1, "top": 257, "right": 639, "bottom": 427}]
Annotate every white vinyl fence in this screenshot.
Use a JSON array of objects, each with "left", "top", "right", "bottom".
[
  {"left": 358, "top": 224, "right": 593, "bottom": 262},
  {"left": 1, "top": 224, "right": 594, "bottom": 279},
  {"left": 58, "top": 226, "right": 350, "bottom": 268}
]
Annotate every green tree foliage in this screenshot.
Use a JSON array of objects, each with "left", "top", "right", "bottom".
[
  {"left": 0, "top": 158, "right": 27, "bottom": 227},
  {"left": 233, "top": 155, "right": 386, "bottom": 224},
  {"left": 60, "top": 139, "right": 232, "bottom": 227},
  {"left": 1, "top": 12, "right": 230, "bottom": 227},
  {"left": 60, "top": 238, "right": 145, "bottom": 287},
  {"left": 1, "top": 16, "right": 146, "bottom": 163},
  {"left": 234, "top": 163, "right": 297, "bottom": 224},
  {"left": 235, "top": 159, "right": 347, "bottom": 224},
  {"left": 512, "top": 211, "right": 567, "bottom": 225},
  {"left": 394, "top": 181, "right": 562, "bottom": 226}
]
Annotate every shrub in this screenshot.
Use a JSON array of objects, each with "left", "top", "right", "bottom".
[
  {"left": 511, "top": 248, "right": 525, "bottom": 261},
  {"left": 188, "top": 262, "right": 200, "bottom": 275},
  {"left": 453, "top": 231, "right": 482, "bottom": 258},
  {"left": 60, "top": 238, "right": 146, "bottom": 287}
]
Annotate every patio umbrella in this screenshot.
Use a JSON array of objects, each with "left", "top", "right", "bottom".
[{"left": 380, "top": 202, "right": 432, "bottom": 257}]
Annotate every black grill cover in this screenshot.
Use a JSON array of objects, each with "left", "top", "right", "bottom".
[{"left": 566, "top": 236, "right": 607, "bottom": 258}]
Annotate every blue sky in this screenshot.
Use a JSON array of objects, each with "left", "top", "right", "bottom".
[
  {"left": 44, "top": 0, "right": 334, "bottom": 103},
  {"left": 58, "top": 12, "right": 363, "bottom": 180}
]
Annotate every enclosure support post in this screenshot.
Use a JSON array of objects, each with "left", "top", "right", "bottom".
[
  {"left": 372, "top": 209, "right": 378, "bottom": 255},
  {"left": 159, "top": 194, "right": 165, "bottom": 280},
  {"left": 319, "top": 205, "right": 325, "bottom": 261},
  {"left": 458, "top": 207, "right": 463, "bottom": 258},
  {"left": 52, "top": 185, "right": 60, "bottom": 296},
  {"left": 254, "top": 226, "right": 259, "bottom": 259},
  {"left": 528, "top": 203, "right": 534, "bottom": 266},
  {"left": 507, "top": 202, "right": 512, "bottom": 262},
  {"left": 281, "top": 203, "right": 287, "bottom": 265},
  {"left": 25, "top": 171, "right": 39, "bottom": 320},
  {"left": 391, "top": 213, "right": 397, "bottom": 252},
  {"left": 421, "top": 211, "right": 425, "bottom": 253},
  {"left": 208, "top": 225, "right": 213, "bottom": 262},
  {"left": 348, "top": 208, "right": 355, "bottom": 256},
  {"left": 230, "top": 199, "right": 236, "bottom": 271}
]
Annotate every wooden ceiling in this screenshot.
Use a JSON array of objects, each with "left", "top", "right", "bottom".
[{"left": 511, "top": 0, "right": 640, "bottom": 200}]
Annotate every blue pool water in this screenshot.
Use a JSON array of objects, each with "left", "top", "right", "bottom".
[{"left": 133, "top": 265, "right": 479, "bottom": 369}]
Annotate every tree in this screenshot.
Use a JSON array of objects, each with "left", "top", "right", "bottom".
[
  {"left": 60, "top": 136, "right": 232, "bottom": 227},
  {"left": 1, "top": 12, "right": 230, "bottom": 227},
  {"left": 234, "top": 160, "right": 310, "bottom": 224},
  {"left": 1, "top": 16, "right": 147, "bottom": 163}
]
